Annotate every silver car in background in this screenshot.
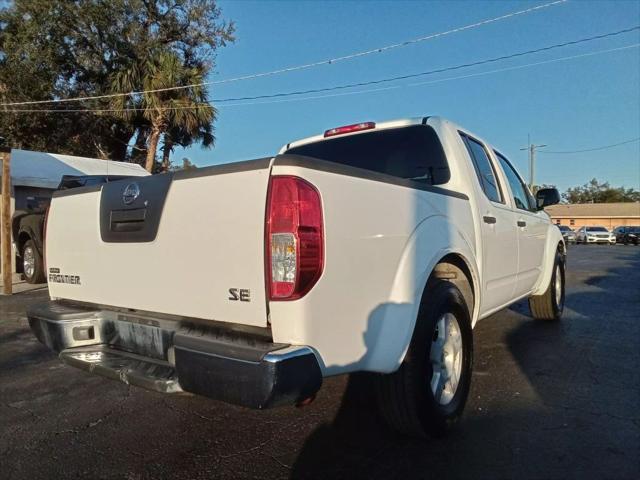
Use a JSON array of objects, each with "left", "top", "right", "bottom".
[
  {"left": 557, "top": 225, "right": 576, "bottom": 244},
  {"left": 575, "top": 226, "right": 616, "bottom": 245}
]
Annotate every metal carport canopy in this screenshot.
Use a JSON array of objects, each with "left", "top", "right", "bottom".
[{"left": 8, "top": 149, "right": 149, "bottom": 189}]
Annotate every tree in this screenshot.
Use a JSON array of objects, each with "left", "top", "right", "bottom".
[
  {"left": 562, "top": 178, "right": 640, "bottom": 204},
  {"left": 0, "top": 1, "right": 233, "bottom": 161},
  {"left": 110, "top": 50, "right": 216, "bottom": 172},
  {"left": 531, "top": 184, "right": 557, "bottom": 195},
  {"left": 162, "top": 119, "right": 215, "bottom": 171},
  {"left": 170, "top": 157, "right": 197, "bottom": 171}
]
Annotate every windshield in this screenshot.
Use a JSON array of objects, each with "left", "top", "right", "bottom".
[
  {"left": 286, "top": 125, "right": 451, "bottom": 185},
  {"left": 558, "top": 225, "right": 571, "bottom": 232},
  {"left": 586, "top": 227, "right": 608, "bottom": 232}
]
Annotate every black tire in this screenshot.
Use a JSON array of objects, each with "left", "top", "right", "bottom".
[
  {"left": 22, "top": 239, "right": 45, "bottom": 284},
  {"left": 374, "top": 281, "right": 473, "bottom": 438},
  {"left": 529, "top": 250, "right": 565, "bottom": 321}
]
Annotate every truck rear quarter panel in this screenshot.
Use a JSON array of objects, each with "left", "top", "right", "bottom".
[{"left": 268, "top": 160, "right": 476, "bottom": 375}]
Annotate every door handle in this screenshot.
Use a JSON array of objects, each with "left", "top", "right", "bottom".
[
  {"left": 517, "top": 220, "right": 527, "bottom": 227},
  {"left": 483, "top": 215, "right": 497, "bottom": 224}
]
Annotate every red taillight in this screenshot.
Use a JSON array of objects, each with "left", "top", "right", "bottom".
[
  {"left": 266, "top": 176, "right": 323, "bottom": 300},
  {"left": 324, "top": 122, "right": 375, "bottom": 138}
]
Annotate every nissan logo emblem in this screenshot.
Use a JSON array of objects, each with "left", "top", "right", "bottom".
[{"left": 122, "top": 182, "right": 141, "bottom": 205}]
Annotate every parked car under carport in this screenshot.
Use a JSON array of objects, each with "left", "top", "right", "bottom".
[{"left": 13, "top": 175, "right": 139, "bottom": 284}]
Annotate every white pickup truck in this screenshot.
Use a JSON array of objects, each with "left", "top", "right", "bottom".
[{"left": 28, "top": 116, "right": 564, "bottom": 437}]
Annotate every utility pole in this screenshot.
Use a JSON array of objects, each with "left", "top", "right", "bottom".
[
  {"left": 520, "top": 135, "right": 547, "bottom": 189},
  {"left": 0, "top": 145, "right": 11, "bottom": 295}
]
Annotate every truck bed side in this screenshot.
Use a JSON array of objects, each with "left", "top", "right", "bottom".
[{"left": 268, "top": 154, "right": 476, "bottom": 374}]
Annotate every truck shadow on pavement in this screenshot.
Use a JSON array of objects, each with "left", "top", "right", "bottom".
[
  {"left": 499, "top": 249, "right": 640, "bottom": 480},
  {"left": 290, "top": 249, "right": 640, "bottom": 480},
  {"left": 0, "top": 329, "right": 54, "bottom": 372},
  {"left": 290, "top": 373, "right": 411, "bottom": 479},
  {"left": 289, "top": 298, "right": 494, "bottom": 479},
  {"left": 2, "top": 251, "right": 638, "bottom": 480}
]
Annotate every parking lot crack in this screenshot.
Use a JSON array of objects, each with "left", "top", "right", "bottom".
[
  {"left": 4, "top": 401, "right": 47, "bottom": 423},
  {"left": 162, "top": 399, "right": 221, "bottom": 422},
  {"left": 261, "top": 451, "right": 292, "bottom": 470},
  {"left": 53, "top": 386, "right": 131, "bottom": 436}
]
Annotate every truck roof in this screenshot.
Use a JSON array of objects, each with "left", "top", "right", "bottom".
[
  {"left": 280, "top": 116, "right": 430, "bottom": 153},
  {"left": 278, "top": 115, "right": 487, "bottom": 155}
]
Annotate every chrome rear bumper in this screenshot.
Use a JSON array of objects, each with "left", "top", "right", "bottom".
[{"left": 28, "top": 301, "right": 322, "bottom": 409}]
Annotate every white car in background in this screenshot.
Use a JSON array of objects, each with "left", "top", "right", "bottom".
[{"left": 575, "top": 226, "right": 616, "bottom": 245}]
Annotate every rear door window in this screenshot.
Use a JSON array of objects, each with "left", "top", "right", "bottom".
[
  {"left": 285, "top": 125, "right": 450, "bottom": 185},
  {"left": 459, "top": 134, "right": 503, "bottom": 203}
]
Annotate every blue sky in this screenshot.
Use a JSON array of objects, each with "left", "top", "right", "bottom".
[{"left": 175, "top": 0, "right": 640, "bottom": 193}]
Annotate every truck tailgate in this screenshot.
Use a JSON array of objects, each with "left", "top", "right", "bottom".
[{"left": 45, "top": 159, "right": 272, "bottom": 327}]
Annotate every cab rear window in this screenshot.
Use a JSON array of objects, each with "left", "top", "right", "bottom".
[{"left": 285, "top": 125, "right": 450, "bottom": 185}]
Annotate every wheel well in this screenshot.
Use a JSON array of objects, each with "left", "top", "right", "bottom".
[
  {"left": 557, "top": 241, "right": 566, "bottom": 264},
  {"left": 18, "top": 232, "right": 31, "bottom": 252},
  {"left": 427, "top": 254, "right": 475, "bottom": 319},
  {"left": 558, "top": 241, "right": 565, "bottom": 255}
]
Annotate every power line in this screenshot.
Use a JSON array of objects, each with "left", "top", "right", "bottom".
[
  {"left": 4, "top": 26, "right": 639, "bottom": 113},
  {"left": 219, "top": 43, "right": 640, "bottom": 108},
  {"left": 207, "top": 26, "right": 640, "bottom": 104},
  {"left": 540, "top": 137, "right": 640, "bottom": 154},
  {"left": 0, "top": 0, "right": 568, "bottom": 107},
  {"left": 3, "top": 104, "right": 214, "bottom": 114}
]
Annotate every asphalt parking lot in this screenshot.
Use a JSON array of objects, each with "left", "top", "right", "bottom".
[{"left": 1, "top": 245, "right": 639, "bottom": 480}]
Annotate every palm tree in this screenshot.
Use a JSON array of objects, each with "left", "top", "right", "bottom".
[
  {"left": 161, "top": 121, "right": 215, "bottom": 171},
  {"left": 110, "top": 51, "right": 215, "bottom": 172}
]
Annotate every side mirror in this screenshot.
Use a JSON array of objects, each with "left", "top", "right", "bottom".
[{"left": 536, "top": 187, "right": 560, "bottom": 210}]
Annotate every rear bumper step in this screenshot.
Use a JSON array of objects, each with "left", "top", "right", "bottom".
[
  {"left": 60, "top": 347, "right": 182, "bottom": 394},
  {"left": 28, "top": 301, "right": 322, "bottom": 409}
]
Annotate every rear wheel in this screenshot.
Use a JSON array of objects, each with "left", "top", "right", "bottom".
[
  {"left": 529, "top": 250, "right": 565, "bottom": 321},
  {"left": 374, "top": 281, "right": 473, "bottom": 438},
  {"left": 22, "top": 240, "right": 45, "bottom": 284}
]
